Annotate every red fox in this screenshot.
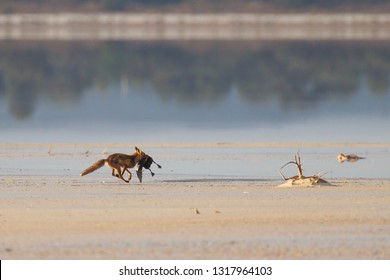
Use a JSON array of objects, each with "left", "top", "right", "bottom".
[{"left": 80, "top": 147, "right": 145, "bottom": 183}]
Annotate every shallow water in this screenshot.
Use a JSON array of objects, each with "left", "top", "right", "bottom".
[
  {"left": 0, "top": 41, "right": 390, "bottom": 179},
  {"left": 1, "top": 144, "right": 388, "bottom": 179},
  {"left": 1, "top": 41, "right": 390, "bottom": 144}
]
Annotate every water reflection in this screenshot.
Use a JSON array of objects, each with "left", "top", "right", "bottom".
[{"left": 0, "top": 41, "right": 390, "bottom": 142}]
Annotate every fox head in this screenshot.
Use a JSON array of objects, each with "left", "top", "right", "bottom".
[{"left": 134, "top": 147, "right": 145, "bottom": 157}]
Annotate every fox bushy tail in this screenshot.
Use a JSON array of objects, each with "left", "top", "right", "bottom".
[{"left": 80, "top": 159, "right": 106, "bottom": 176}]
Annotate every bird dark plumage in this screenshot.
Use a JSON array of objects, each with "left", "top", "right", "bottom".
[{"left": 136, "top": 154, "right": 162, "bottom": 182}]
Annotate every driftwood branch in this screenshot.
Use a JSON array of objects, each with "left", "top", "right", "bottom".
[
  {"left": 279, "top": 151, "right": 304, "bottom": 180},
  {"left": 278, "top": 151, "right": 331, "bottom": 187}
]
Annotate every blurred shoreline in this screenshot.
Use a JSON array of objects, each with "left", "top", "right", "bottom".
[
  {"left": 1, "top": 13, "right": 390, "bottom": 40},
  {"left": 2, "top": 142, "right": 390, "bottom": 148}
]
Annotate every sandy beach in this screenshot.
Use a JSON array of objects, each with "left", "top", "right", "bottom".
[
  {"left": 1, "top": 143, "right": 389, "bottom": 259},
  {"left": 2, "top": 13, "right": 390, "bottom": 40}
]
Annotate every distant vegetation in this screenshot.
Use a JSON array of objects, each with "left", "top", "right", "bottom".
[
  {"left": 1, "top": 0, "right": 389, "bottom": 13},
  {"left": 1, "top": 41, "right": 389, "bottom": 119}
]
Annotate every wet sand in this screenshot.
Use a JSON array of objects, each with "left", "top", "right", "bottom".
[
  {"left": 0, "top": 143, "right": 390, "bottom": 259},
  {"left": 1, "top": 176, "right": 390, "bottom": 259}
]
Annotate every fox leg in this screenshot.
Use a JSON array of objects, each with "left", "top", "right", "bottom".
[
  {"left": 111, "top": 168, "right": 121, "bottom": 179},
  {"left": 121, "top": 168, "right": 132, "bottom": 181},
  {"left": 112, "top": 167, "right": 129, "bottom": 183},
  {"left": 117, "top": 171, "right": 129, "bottom": 183}
]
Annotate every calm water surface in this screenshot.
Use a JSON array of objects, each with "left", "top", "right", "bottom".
[
  {"left": 1, "top": 41, "right": 390, "bottom": 142},
  {"left": 1, "top": 41, "right": 390, "bottom": 178}
]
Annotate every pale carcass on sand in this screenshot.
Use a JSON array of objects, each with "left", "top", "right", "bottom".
[{"left": 276, "top": 152, "right": 332, "bottom": 187}]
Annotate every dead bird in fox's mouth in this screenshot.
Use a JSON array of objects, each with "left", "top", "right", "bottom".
[
  {"left": 337, "top": 153, "right": 365, "bottom": 163},
  {"left": 136, "top": 155, "right": 162, "bottom": 183}
]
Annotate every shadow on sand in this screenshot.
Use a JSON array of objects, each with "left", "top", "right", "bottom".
[{"left": 161, "top": 178, "right": 275, "bottom": 183}]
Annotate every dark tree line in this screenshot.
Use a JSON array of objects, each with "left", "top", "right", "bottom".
[{"left": 1, "top": 41, "right": 390, "bottom": 119}]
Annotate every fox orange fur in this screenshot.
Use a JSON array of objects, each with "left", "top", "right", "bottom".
[{"left": 80, "top": 147, "right": 145, "bottom": 183}]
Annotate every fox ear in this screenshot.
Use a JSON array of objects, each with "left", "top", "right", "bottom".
[{"left": 135, "top": 147, "right": 141, "bottom": 155}]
